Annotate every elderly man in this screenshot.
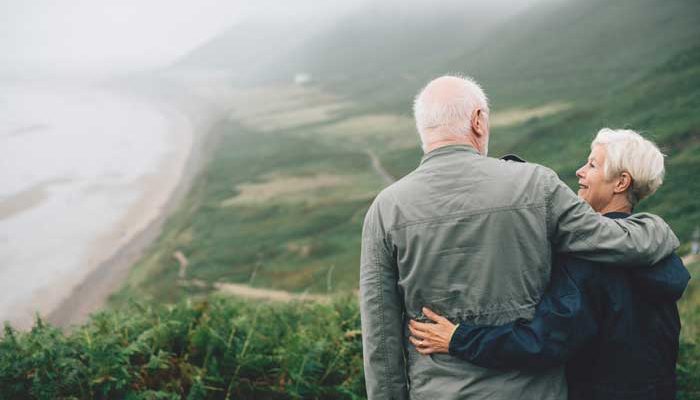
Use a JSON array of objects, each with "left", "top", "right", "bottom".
[{"left": 359, "top": 76, "right": 679, "bottom": 400}]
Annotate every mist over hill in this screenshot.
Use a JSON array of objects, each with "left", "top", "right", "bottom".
[
  {"left": 458, "top": 0, "right": 700, "bottom": 107},
  {"left": 138, "top": 0, "right": 700, "bottom": 301},
  {"left": 173, "top": 0, "right": 700, "bottom": 108},
  {"left": 173, "top": 0, "right": 541, "bottom": 89},
  {"left": 167, "top": 0, "right": 700, "bottom": 243}
]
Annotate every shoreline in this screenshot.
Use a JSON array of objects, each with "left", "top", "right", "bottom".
[{"left": 46, "top": 98, "right": 223, "bottom": 329}]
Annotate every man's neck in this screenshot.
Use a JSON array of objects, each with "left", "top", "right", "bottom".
[{"left": 425, "top": 137, "right": 480, "bottom": 154}]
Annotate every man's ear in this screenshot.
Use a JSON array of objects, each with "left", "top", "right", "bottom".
[
  {"left": 614, "top": 172, "right": 633, "bottom": 194},
  {"left": 471, "top": 109, "right": 486, "bottom": 137}
]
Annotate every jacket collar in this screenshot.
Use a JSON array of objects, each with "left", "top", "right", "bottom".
[
  {"left": 420, "top": 144, "right": 481, "bottom": 165},
  {"left": 603, "top": 212, "right": 631, "bottom": 220}
]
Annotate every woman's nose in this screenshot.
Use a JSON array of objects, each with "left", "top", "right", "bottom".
[{"left": 576, "top": 166, "right": 585, "bottom": 178}]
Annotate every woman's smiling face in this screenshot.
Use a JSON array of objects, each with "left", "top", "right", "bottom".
[{"left": 576, "top": 144, "right": 618, "bottom": 212}]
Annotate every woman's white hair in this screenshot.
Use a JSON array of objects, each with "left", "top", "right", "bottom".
[
  {"left": 413, "top": 75, "right": 489, "bottom": 150},
  {"left": 592, "top": 128, "right": 665, "bottom": 206}
]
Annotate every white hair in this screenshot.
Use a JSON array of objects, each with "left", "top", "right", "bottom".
[
  {"left": 413, "top": 75, "right": 489, "bottom": 151},
  {"left": 592, "top": 128, "right": 665, "bottom": 206}
]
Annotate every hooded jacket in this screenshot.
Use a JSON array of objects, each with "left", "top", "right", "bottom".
[{"left": 449, "top": 212, "right": 690, "bottom": 400}]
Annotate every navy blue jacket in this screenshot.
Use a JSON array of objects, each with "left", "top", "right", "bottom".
[{"left": 448, "top": 212, "right": 691, "bottom": 400}]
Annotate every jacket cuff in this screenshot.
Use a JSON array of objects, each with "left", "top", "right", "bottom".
[{"left": 448, "top": 322, "right": 473, "bottom": 356}]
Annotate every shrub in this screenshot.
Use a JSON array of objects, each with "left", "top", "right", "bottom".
[{"left": 0, "top": 297, "right": 364, "bottom": 400}]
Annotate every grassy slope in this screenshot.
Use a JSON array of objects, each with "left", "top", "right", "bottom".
[
  {"left": 486, "top": 45, "right": 700, "bottom": 239},
  {"left": 257, "top": 0, "right": 700, "bottom": 113},
  {"left": 115, "top": 0, "right": 700, "bottom": 302},
  {"left": 456, "top": 0, "right": 700, "bottom": 108},
  {"left": 112, "top": 120, "right": 382, "bottom": 303}
]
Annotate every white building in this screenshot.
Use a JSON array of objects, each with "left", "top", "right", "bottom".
[{"left": 294, "top": 73, "right": 312, "bottom": 85}]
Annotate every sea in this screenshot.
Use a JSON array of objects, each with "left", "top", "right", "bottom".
[{"left": 0, "top": 79, "right": 192, "bottom": 328}]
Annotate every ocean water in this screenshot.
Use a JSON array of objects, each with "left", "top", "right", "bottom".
[{"left": 0, "top": 81, "right": 190, "bottom": 327}]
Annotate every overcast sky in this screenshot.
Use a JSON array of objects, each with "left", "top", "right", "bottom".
[
  {"left": 0, "top": 0, "right": 546, "bottom": 77},
  {"left": 0, "top": 0, "right": 366, "bottom": 75}
]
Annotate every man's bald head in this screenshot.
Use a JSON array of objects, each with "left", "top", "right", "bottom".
[{"left": 413, "top": 75, "right": 490, "bottom": 154}]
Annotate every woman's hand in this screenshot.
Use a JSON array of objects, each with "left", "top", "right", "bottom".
[{"left": 409, "top": 307, "right": 459, "bottom": 355}]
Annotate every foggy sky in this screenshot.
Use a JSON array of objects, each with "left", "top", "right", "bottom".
[
  {"left": 0, "top": 0, "right": 546, "bottom": 77},
  {"left": 0, "top": 0, "right": 366, "bottom": 75}
]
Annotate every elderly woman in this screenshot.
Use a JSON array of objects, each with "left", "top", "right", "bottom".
[{"left": 409, "top": 128, "right": 690, "bottom": 400}]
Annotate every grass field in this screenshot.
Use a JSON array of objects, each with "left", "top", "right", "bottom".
[
  {"left": 111, "top": 98, "right": 386, "bottom": 304},
  {"left": 112, "top": 43, "right": 700, "bottom": 305}
]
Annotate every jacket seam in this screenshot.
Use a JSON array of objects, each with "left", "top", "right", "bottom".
[
  {"left": 373, "top": 245, "right": 392, "bottom": 396},
  {"left": 429, "top": 302, "right": 539, "bottom": 321},
  {"left": 389, "top": 202, "right": 547, "bottom": 232},
  {"left": 544, "top": 174, "right": 553, "bottom": 241}
]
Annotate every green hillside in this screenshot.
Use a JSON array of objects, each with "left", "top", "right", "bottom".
[
  {"left": 113, "top": 0, "right": 700, "bottom": 306},
  {"left": 255, "top": 1, "right": 526, "bottom": 97},
  {"left": 173, "top": 1, "right": 539, "bottom": 101},
  {"left": 501, "top": 45, "right": 700, "bottom": 237},
  {"left": 456, "top": 0, "right": 700, "bottom": 108},
  {"left": 212, "top": 0, "right": 699, "bottom": 112}
]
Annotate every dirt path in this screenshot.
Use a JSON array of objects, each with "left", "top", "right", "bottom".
[
  {"left": 365, "top": 149, "right": 396, "bottom": 186},
  {"left": 173, "top": 250, "right": 189, "bottom": 279},
  {"left": 177, "top": 149, "right": 391, "bottom": 305},
  {"left": 46, "top": 115, "right": 223, "bottom": 329},
  {"left": 211, "top": 253, "right": 699, "bottom": 304},
  {"left": 213, "top": 281, "right": 331, "bottom": 303}
]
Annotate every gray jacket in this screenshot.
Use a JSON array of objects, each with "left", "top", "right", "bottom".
[{"left": 359, "top": 145, "right": 679, "bottom": 400}]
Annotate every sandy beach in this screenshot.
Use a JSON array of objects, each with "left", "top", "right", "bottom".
[
  {"left": 0, "top": 77, "right": 229, "bottom": 330},
  {"left": 44, "top": 117, "right": 196, "bottom": 328},
  {"left": 45, "top": 87, "right": 227, "bottom": 329}
]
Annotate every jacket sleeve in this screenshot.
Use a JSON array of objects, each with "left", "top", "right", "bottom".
[
  {"left": 448, "top": 263, "right": 598, "bottom": 371},
  {"left": 360, "top": 201, "right": 408, "bottom": 400},
  {"left": 543, "top": 168, "right": 679, "bottom": 266},
  {"left": 631, "top": 254, "right": 691, "bottom": 302}
]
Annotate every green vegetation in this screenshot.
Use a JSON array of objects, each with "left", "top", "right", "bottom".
[
  {"left": 113, "top": 0, "right": 700, "bottom": 301},
  {"left": 110, "top": 1, "right": 699, "bottom": 395},
  {"left": 460, "top": 0, "right": 700, "bottom": 108},
  {"left": 0, "top": 298, "right": 364, "bottom": 399},
  {"left": 2, "top": 263, "right": 699, "bottom": 399},
  {"left": 678, "top": 260, "right": 700, "bottom": 399},
  {"left": 112, "top": 116, "right": 386, "bottom": 303},
  {"left": 492, "top": 44, "right": 700, "bottom": 239}
]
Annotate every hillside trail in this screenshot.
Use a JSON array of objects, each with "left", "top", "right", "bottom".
[
  {"left": 168, "top": 132, "right": 395, "bottom": 304},
  {"left": 214, "top": 253, "right": 698, "bottom": 303},
  {"left": 365, "top": 149, "right": 396, "bottom": 186},
  {"left": 174, "top": 251, "right": 335, "bottom": 302},
  {"left": 213, "top": 281, "right": 332, "bottom": 303}
]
